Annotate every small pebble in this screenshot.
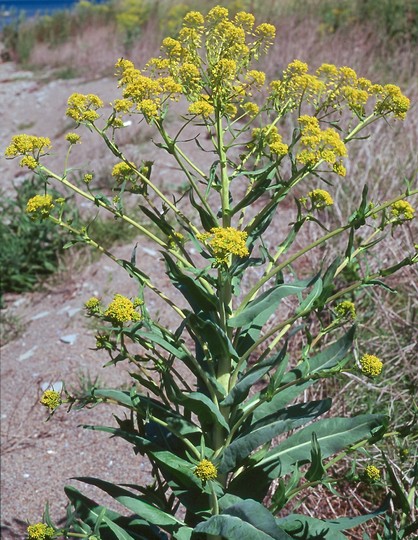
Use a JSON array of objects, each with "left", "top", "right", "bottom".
[
  {"left": 18, "top": 346, "right": 38, "bottom": 362},
  {"left": 59, "top": 334, "right": 77, "bottom": 345},
  {"left": 31, "top": 310, "right": 50, "bottom": 320}
]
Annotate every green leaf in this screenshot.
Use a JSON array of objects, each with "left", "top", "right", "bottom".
[
  {"left": 173, "top": 527, "right": 193, "bottom": 540},
  {"left": 304, "top": 432, "right": 326, "bottom": 482},
  {"left": 177, "top": 391, "right": 230, "bottom": 432},
  {"left": 231, "top": 278, "right": 315, "bottom": 355},
  {"left": 277, "top": 498, "right": 389, "bottom": 536},
  {"left": 162, "top": 252, "right": 217, "bottom": 313},
  {"left": 221, "top": 344, "right": 288, "bottom": 407},
  {"left": 188, "top": 312, "right": 239, "bottom": 362},
  {"left": 381, "top": 451, "right": 410, "bottom": 514},
  {"left": 259, "top": 414, "right": 387, "bottom": 478},
  {"left": 102, "top": 516, "right": 137, "bottom": 540},
  {"left": 75, "top": 477, "right": 183, "bottom": 529},
  {"left": 220, "top": 400, "right": 331, "bottom": 473},
  {"left": 280, "top": 325, "right": 356, "bottom": 384},
  {"left": 231, "top": 279, "right": 314, "bottom": 329},
  {"left": 193, "top": 499, "right": 293, "bottom": 539},
  {"left": 250, "top": 327, "right": 355, "bottom": 424},
  {"left": 188, "top": 189, "right": 217, "bottom": 232},
  {"left": 295, "top": 277, "right": 323, "bottom": 315}
]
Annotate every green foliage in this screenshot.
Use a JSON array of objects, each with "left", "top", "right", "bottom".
[
  {"left": 0, "top": 177, "right": 73, "bottom": 298},
  {"left": 9, "top": 5, "right": 417, "bottom": 540}
]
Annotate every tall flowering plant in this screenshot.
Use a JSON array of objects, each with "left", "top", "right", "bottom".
[{"left": 6, "top": 6, "right": 417, "bottom": 540}]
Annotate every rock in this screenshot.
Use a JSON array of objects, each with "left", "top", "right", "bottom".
[{"left": 59, "top": 334, "right": 78, "bottom": 345}]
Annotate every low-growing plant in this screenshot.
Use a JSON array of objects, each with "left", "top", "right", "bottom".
[
  {"left": 6, "top": 6, "right": 417, "bottom": 539},
  {"left": 0, "top": 177, "right": 77, "bottom": 301}
]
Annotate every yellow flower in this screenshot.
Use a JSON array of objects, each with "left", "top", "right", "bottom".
[
  {"left": 65, "top": 132, "right": 81, "bottom": 144},
  {"left": 296, "top": 116, "right": 347, "bottom": 174},
  {"left": 20, "top": 156, "right": 38, "bottom": 169},
  {"left": 364, "top": 464, "right": 381, "bottom": 482},
  {"left": 335, "top": 300, "right": 356, "bottom": 319},
  {"left": 360, "top": 353, "right": 383, "bottom": 377},
  {"left": 26, "top": 195, "right": 54, "bottom": 219},
  {"left": 66, "top": 93, "right": 103, "bottom": 123},
  {"left": 194, "top": 459, "right": 218, "bottom": 481},
  {"left": 390, "top": 200, "right": 415, "bottom": 222},
  {"left": 40, "top": 390, "right": 61, "bottom": 412},
  {"left": 104, "top": 294, "right": 141, "bottom": 324},
  {"left": 27, "top": 523, "right": 54, "bottom": 540},
  {"left": 188, "top": 100, "right": 214, "bottom": 118},
  {"left": 84, "top": 296, "right": 102, "bottom": 314},
  {"left": 307, "top": 189, "right": 334, "bottom": 208},
  {"left": 374, "top": 84, "right": 410, "bottom": 119},
  {"left": 5, "top": 133, "right": 51, "bottom": 159},
  {"left": 112, "top": 161, "right": 137, "bottom": 183},
  {"left": 198, "top": 227, "right": 249, "bottom": 264},
  {"left": 83, "top": 173, "right": 93, "bottom": 184},
  {"left": 243, "top": 102, "right": 259, "bottom": 117}
]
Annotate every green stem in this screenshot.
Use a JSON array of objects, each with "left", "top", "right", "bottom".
[
  {"left": 48, "top": 215, "right": 187, "bottom": 320},
  {"left": 235, "top": 189, "right": 418, "bottom": 318}
]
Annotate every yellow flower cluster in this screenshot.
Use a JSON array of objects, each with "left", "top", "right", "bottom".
[
  {"left": 84, "top": 296, "right": 102, "bottom": 314},
  {"left": 26, "top": 195, "right": 54, "bottom": 219},
  {"left": 390, "top": 200, "right": 415, "bottom": 223},
  {"left": 307, "top": 189, "right": 334, "bottom": 208},
  {"left": 104, "top": 294, "right": 141, "bottom": 324},
  {"left": 374, "top": 84, "right": 411, "bottom": 120},
  {"left": 198, "top": 227, "right": 249, "bottom": 264},
  {"left": 27, "top": 523, "right": 55, "bottom": 540},
  {"left": 269, "top": 60, "right": 410, "bottom": 121},
  {"left": 297, "top": 116, "right": 347, "bottom": 176},
  {"left": 188, "top": 99, "right": 214, "bottom": 117},
  {"left": 194, "top": 459, "right": 218, "bottom": 481},
  {"left": 360, "top": 353, "right": 383, "bottom": 377},
  {"left": 65, "top": 132, "right": 81, "bottom": 144},
  {"left": 364, "top": 464, "right": 381, "bottom": 482},
  {"left": 112, "top": 161, "right": 137, "bottom": 184},
  {"left": 40, "top": 390, "right": 62, "bottom": 412},
  {"left": 115, "top": 58, "right": 182, "bottom": 121},
  {"left": 335, "top": 300, "right": 356, "bottom": 319},
  {"left": 270, "top": 60, "right": 325, "bottom": 111},
  {"left": 66, "top": 93, "right": 104, "bottom": 123},
  {"left": 122, "top": 7, "right": 275, "bottom": 121},
  {"left": 250, "top": 125, "right": 288, "bottom": 157},
  {"left": 5, "top": 134, "right": 51, "bottom": 169}
]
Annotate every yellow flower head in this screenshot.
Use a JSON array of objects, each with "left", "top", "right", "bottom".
[
  {"left": 198, "top": 227, "right": 249, "bottom": 264},
  {"left": 40, "top": 390, "right": 62, "bottom": 412},
  {"left": 66, "top": 93, "right": 103, "bottom": 123},
  {"left": 360, "top": 353, "right": 383, "bottom": 377},
  {"left": 390, "top": 200, "right": 415, "bottom": 223},
  {"left": 65, "top": 132, "right": 81, "bottom": 144},
  {"left": 112, "top": 161, "right": 137, "bottom": 184},
  {"left": 5, "top": 134, "right": 51, "bottom": 157},
  {"left": 194, "top": 459, "right": 218, "bottom": 481},
  {"left": 307, "top": 189, "right": 334, "bottom": 208},
  {"left": 84, "top": 296, "right": 102, "bottom": 314},
  {"left": 104, "top": 294, "right": 141, "bottom": 324},
  {"left": 374, "top": 84, "right": 410, "bottom": 119},
  {"left": 296, "top": 116, "right": 347, "bottom": 175},
  {"left": 27, "top": 523, "right": 55, "bottom": 540},
  {"left": 188, "top": 99, "right": 214, "bottom": 118},
  {"left": 335, "top": 300, "right": 356, "bottom": 320},
  {"left": 364, "top": 464, "right": 381, "bottom": 482},
  {"left": 26, "top": 195, "right": 54, "bottom": 219}
]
